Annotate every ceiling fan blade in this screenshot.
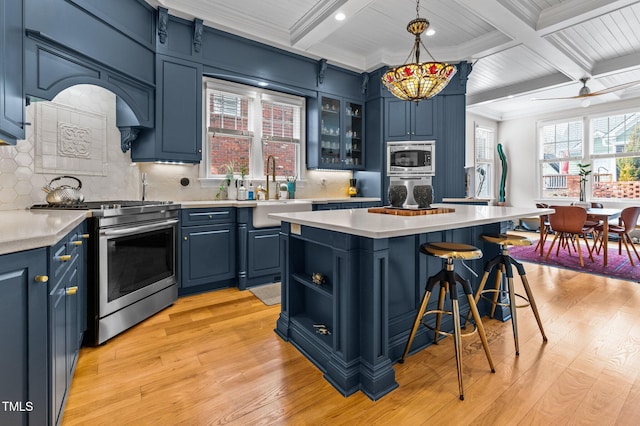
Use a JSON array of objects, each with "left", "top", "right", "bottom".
[
  {"left": 588, "top": 79, "right": 640, "bottom": 96},
  {"left": 532, "top": 95, "right": 583, "bottom": 101}
]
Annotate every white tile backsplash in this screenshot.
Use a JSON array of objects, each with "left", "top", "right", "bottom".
[{"left": 0, "top": 84, "right": 354, "bottom": 210}]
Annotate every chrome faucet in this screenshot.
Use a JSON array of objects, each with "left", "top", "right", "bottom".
[{"left": 266, "top": 155, "right": 276, "bottom": 199}]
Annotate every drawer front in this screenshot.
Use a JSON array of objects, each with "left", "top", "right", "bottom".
[{"left": 181, "top": 208, "right": 236, "bottom": 226}]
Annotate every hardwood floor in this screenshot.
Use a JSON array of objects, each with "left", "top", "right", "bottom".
[{"left": 63, "top": 263, "right": 640, "bottom": 425}]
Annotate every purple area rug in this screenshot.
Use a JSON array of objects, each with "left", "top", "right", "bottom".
[{"left": 508, "top": 239, "right": 640, "bottom": 282}]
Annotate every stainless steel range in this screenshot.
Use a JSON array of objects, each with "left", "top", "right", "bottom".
[{"left": 32, "top": 201, "right": 180, "bottom": 345}]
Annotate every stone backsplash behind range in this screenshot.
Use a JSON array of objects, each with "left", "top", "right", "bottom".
[{"left": 0, "top": 85, "right": 352, "bottom": 210}]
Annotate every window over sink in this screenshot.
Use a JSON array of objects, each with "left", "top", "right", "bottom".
[{"left": 203, "top": 78, "right": 305, "bottom": 181}]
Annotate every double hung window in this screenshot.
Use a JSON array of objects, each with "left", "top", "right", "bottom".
[
  {"left": 538, "top": 111, "right": 640, "bottom": 200},
  {"left": 204, "top": 79, "right": 304, "bottom": 180}
]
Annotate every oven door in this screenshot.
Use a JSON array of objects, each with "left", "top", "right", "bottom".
[{"left": 98, "top": 218, "right": 178, "bottom": 317}]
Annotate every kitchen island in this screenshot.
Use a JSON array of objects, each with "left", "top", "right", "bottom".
[{"left": 271, "top": 204, "right": 553, "bottom": 400}]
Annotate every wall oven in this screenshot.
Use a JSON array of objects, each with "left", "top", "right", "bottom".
[{"left": 386, "top": 140, "right": 435, "bottom": 177}]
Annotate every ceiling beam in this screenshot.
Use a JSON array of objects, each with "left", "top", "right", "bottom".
[
  {"left": 455, "top": 0, "right": 590, "bottom": 82},
  {"left": 290, "top": 0, "right": 376, "bottom": 50},
  {"left": 537, "top": 0, "right": 640, "bottom": 34},
  {"left": 466, "top": 72, "right": 570, "bottom": 106}
]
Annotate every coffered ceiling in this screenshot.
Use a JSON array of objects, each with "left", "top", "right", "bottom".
[{"left": 147, "top": 0, "right": 640, "bottom": 121}]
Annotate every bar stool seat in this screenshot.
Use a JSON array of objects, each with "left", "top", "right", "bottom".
[
  {"left": 401, "top": 241, "right": 495, "bottom": 401},
  {"left": 472, "top": 233, "right": 547, "bottom": 356}
]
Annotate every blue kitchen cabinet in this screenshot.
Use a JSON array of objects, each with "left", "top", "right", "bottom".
[
  {"left": 48, "top": 222, "right": 88, "bottom": 426},
  {"left": 236, "top": 208, "right": 282, "bottom": 290},
  {"left": 310, "top": 94, "right": 365, "bottom": 170},
  {"left": 0, "top": 248, "right": 48, "bottom": 425},
  {"left": 0, "top": 0, "right": 25, "bottom": 144},
  {"left": 133, "top": 55, "right": 203, "bottom": 163},
  {"left": 385, "top": 97, "right": 437, "bottom": 141},
  {"left": 247, "top": 228, "right": 280, "bottom": 279},
  {"left": 180, "top": 208, "right": 237, "bottom": 294}
]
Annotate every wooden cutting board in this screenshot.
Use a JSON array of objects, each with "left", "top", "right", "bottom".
[{"left": 367, "top": 207, "right": 455, "bottom": 216}]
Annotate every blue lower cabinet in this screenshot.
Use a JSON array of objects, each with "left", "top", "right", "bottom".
[
  {"left": 48, "top": 222, "right": 88, "bottom": 426},
  {"left": 247, "top": 229, "right": 280, "bottom": 279},
  {"left": 180, "top": 208, "right": 237, "bottom": 295},
  {"left": 0, "top": 248, "right": 48, "bottom": 425}
]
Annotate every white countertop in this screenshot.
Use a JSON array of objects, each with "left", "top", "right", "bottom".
[
  {"left": 0, "top": 210, "right": 89, "bottom": 255},
  {"left": 179, "top": 197, "right": 380, "bottom": 208},
  {"left": 270, "top": 204, "right": 555, "bottom": 239}
]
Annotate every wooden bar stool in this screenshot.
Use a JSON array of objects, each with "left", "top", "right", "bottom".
[
  {"left": 472, "top": 234, "right": 547, "bottom": 355},
  {"left": 400, "top": 242, "right": 495, "bottom": 401}
]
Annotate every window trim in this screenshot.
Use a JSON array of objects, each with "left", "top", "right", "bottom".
[
  {"left": 537, "top": 110, "right": 640, "bottom": 202},
  {"left": 200, "top": 78, "right": 306, "bottom": 185}
]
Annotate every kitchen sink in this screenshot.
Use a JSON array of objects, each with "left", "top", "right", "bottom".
[{"left": 252, "top": 200, "right": 312, "bottom": 228}]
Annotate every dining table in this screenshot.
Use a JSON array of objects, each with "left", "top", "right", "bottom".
[{"left": 539, "top": 207, "right": 622, "bottom": 266}]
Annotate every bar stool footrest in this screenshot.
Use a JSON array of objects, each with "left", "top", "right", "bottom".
[
  {"left": 479, "top": 289, "right": 531, "bottom": 309},
  {"left": 421, "top": 309, "right": 478, "bottom": 338}
]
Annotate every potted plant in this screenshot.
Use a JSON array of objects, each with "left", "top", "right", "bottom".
[
  {"left": 216, "top": 162, "right": 235, "bottom": 200},
  {"left": 577, "top": 162, "right": 591, "bottom": 202}
]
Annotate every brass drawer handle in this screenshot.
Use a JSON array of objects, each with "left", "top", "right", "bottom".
[
  {"left": 34, "top": 275, "right": 49, "bottom": 283},
  {"left": 72, "top": 240, "right": 83, "bottom": 246},
  {"left": 82, "top": 233, "right": 90, "bottom": 239},
  {"left": 66, "top": 286, "right": 78, "bottom": 296},
  {"left": 58, "top": 254, "right": 72, "bottom": 262}
]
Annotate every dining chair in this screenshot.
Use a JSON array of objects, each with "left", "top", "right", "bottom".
[
  {"left": 546, "top": 205, "right": 595, "bottom": 267},
  {"left": 535, "top": 202, "right": 551, "bottom": 252},
  {"left": 595, "top": 206, "right": 640, "bottom": 266}
]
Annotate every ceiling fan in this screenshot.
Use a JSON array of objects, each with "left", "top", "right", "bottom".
[{"left": 535, "top": 77, "right": 640, "bottom": 101}]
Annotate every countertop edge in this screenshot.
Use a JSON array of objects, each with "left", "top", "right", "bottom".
[
  {"left": 271, "top": 205, "right": 555, "bottom": 239},
  {"left": 0, "top": 211, "right": 89, "bottom": 256}
]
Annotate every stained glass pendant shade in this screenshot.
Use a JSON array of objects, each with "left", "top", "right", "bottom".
[{"left": 382, "top": 1, "right": 456, "bottom": 102}]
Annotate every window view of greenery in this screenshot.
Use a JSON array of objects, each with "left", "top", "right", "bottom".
[
  {"left": 539, "top": 113, "right": 640, "bottom": 200},
  {"left": 591, "top": 113, "right": 640, "bottom": 200}
]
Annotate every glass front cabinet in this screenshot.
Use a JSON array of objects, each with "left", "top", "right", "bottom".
[{"left": 317, "top": 94, "right": 364, "bottom": 170}]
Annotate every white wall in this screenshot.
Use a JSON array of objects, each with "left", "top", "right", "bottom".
[{"left": 492, "top": 97, "right": 640, "bottom": 210}]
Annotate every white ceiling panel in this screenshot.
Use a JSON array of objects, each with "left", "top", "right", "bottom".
[{"left": 150, "top": 0, "right": 640, "bottom": 120}]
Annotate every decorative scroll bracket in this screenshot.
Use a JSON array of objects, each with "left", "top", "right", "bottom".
[
  {"left": 158, "top": 7, "right": 168, "bottom": 44},
  {"left": 361, "top": 72, "right": 369, "bottom": 95},
  {"left": 318, "top": 58, "right": 327, "bottom": 85},
  {"left": 193, "top": 19, "right": 203, "bottom": 53},
  {"left": 119, "top": 127, "right": 140, "bottom": 153}
]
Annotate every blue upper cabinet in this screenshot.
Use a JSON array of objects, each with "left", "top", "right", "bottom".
[
  {"left": 385, "top": 97, "right": 437, "bottom": 141},
  {"left": 311, "top": 94, "right": 365, "bottom": 170},
  {"left": 132, "top": 55, "right": 203, "bottom": 163},
  {"left": 0, "top": 0, "right": 25, "bottom": 145}
]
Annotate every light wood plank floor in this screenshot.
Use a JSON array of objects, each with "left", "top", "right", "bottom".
[{"left": 63, "top": 263, "right": 640, "bottom": 425}]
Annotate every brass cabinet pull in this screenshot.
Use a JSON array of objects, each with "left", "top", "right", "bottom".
[
  {"left": 82, "top": 233, "right": 90, "bottom": 239},
  {"left": 66, "top": 286, "right": 78, "bottom": 296},
  {"left": 183, "top": 236, "right": 188, "bottom": 240},
  {"left": 34, "top": 275, "right": 49, "bottom": 283},
  {"left": 72, "top": 240, "right": 83, "bottom": 246},
  {"left": 58, "top": 254, "right": 72, "bottom": 262}
]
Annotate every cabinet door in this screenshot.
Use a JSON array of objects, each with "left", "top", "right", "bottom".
[
  {"left": 385, "top": 98, "right": 410, "bottom": 140},
  {"left": 319, "top": 95, "right": 342, "bottom": 168},
  {"left": 50, "top": 266, "right": 68, "bottom": 426},
  {"left": 412, "top": 99, "right": 436, "bottom": 139},
  {"left": 0, "top": 0, "right": 25, "bottom": 143},
  {"left": 0, "top": 249, "right": 48, "bottom": 426},
  {"left": 158, "top": 57, "right": 202, "bottom": 162},
  {"left": 344, "top": 99, "right": 364, "bottom": 169},
  {"left": 182, "top": 224, "right": 236, "bottom": 288},
  {"left": 247, "top": 228, "right": 280, "bottom": 278}
]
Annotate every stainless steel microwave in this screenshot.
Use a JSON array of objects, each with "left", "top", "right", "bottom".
[{"left": 386, "top": 140, "right": 435, "bottom": 176}]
